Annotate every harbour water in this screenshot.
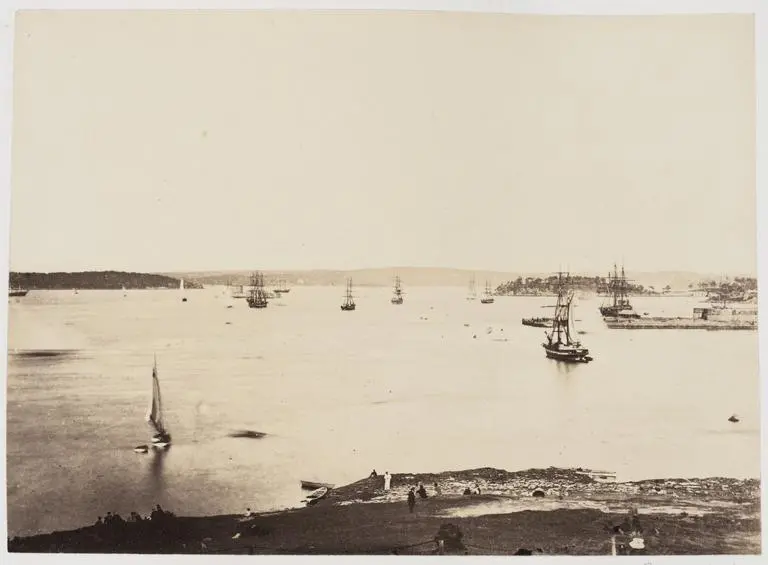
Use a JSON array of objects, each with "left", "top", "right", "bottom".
[{"left": 6, "top": 287, "right": 760, "bottom": 537}]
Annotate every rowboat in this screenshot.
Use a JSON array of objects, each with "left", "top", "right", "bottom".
[
  {"left": 303, "top": 486, "right": 330, "bottom": 506},
  {"left": 300, "top": 480, "right": 335, "bottom": 490}
]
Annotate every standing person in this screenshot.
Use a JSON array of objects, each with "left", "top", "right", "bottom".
[
  {"left": 384, "top": 471, "right": 391, "bottom": 491},
  {"left": 407, "top": 487, "right": 416, "bottom": 513},
  {"left": 434, "top": 482, "right": 442, "bottom": 496}
]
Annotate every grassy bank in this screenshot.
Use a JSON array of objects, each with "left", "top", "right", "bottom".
[{"left": 8, "top": 468, "right": 761, "bottom": 555}]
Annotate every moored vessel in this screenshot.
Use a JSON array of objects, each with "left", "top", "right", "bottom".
[{"left": 543, "top": 272, "right": 593, "bottom": 363}]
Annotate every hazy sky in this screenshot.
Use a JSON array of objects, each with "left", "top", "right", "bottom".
[{"left": 9, "top": 11, "right": 756, "bottom": 274}]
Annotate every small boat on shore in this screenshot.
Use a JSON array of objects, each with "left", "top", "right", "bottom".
[
  {"left": 300, "top": 480, "right": 335, "bottom": 490},
  {"left": 303, "top": 486, "right": 330, "bottom": 505}
]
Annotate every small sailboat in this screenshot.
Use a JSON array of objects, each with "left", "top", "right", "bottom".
[
  {"left": 341, "top": 278, "right": 356, "bottom": 311},
  {"left": 391, "top": 275, "right": 404, "bottom": 305},
  {"left": 147, "top": 356, "right": 172, "bottom": 448},
  {"left": 246, "top": 272, "right": 269, "bottom": 309},
  {"left": 467, "top": 276, "right": 477, "bottom": 301},
  {"left": 542, "top": 272, "right": 593, "bottom": 363},
  {"left": 180, "top": 279, "right": 187, "bottom": 302},
  {"left": 122, "top": 285, "right": 127, "bottom": 297},
  {"left": 480, "top": 281, "right": 495, "bottom": 304}
]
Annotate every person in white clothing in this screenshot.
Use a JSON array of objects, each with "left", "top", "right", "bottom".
[{"left": 383, "top": 471, "right": 391, "bottom": 491}]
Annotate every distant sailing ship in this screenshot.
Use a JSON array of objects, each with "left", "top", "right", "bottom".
[
  {"left": 246, "top": 272, "right": 269, "bottom": 309},
  {"left": 180, "top": 279, "right": 187, "bottom": 302},
  {"left": 146, "top": 356, "right": 171, "bottom": 448},
  {"left": 599, "top": 264, "right": 639, "bottom": 318},
  {"left": 542, "top": 272, "right": 593, "bottom": 363},
  {"left": 8, "top": 286, "right": 28, "bottom": 297},
  {"left": 467, "top": 276, "right": 477, "bottom": 301},
  {"left": 480, "top": 281, "right": 495, "bottom": 304},
  {"left": 341, "top": 278, "right": 356, "bottom": 311},
  {"left": 273, "top": 278, "right": 291, "bottom": 294},
  {"left": 391, "top": 275, "right": 404, "bottom": 305}
]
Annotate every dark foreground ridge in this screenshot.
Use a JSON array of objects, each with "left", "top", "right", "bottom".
[
  {"left": 9, "top": 270, "right": 203, "bottom": 290},
  {"left": 8, "top": 467, "right": 760, "bottom": 555}
]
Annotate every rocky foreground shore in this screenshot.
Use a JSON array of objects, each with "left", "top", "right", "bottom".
[{"left": 8, "top": 467, "right": 761, "bottom": 555}]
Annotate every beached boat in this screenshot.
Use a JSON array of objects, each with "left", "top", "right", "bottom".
[
  {"left": 246, "top": 272, "right": 269, "bottom": 309},
  {"left": 480, "top": 281, "right": 495, "bottom": 304},
  {"left": 147, "top": 356, "right": 172, "bottom": 448},
  {"left": 391, "top": 275, "right": 404, "bottom": 305},
  {"left": 300, "top": 480, "right": 335, "bottom": 490},
  {"left": 600, "top": 264, "right": 639, "bottom": 318},
  {"left": 542, "top": 273, "right": 593, "bottom": 363},
  {"left": 303, "top": 486, "right": 330, "bottom": 505},
  {"left": 341, "top": 278, "right": 356, "bottom": 311}
]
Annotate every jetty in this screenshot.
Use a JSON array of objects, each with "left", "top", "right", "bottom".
[{"left": 605, "top": 317, "right": 756, "bottom": 330}]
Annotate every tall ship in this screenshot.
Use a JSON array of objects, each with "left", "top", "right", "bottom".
[
  {"left": 599, "top": 263, "right": 639, "bottom": 318},
  {"left": 467, "top": 276, "right": 477, "bottom": 301},
  {"left": 391, "top": 275, "right": 404, "bottom": 305},
  {"left": 480, "top": 281, "right": 495, "bottom": 304},
  {"left": 246, "top": 272, "right": 269, "bottom": 309},
  {"left": 273, "top": 278, "right": 291, "bottom": 294},
  {"left": 543, "top": 272, "right": 593, "bottom": 363},
  {"left": 341, "top": 278, "right": 356, "bottom": 311}
]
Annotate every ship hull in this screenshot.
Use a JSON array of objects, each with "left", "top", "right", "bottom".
[
  {"left": 480, "top": 298, "right": 495, "bottom": 304},
  {"left": 247, "top": 300, "right": 268, "bottom": 308},
  {"left": 391, "top": 298, "right": 403, "bottom": 304},
  {"left": 542, "top": 343, "right": 593, "bottom": 363},
  {"left": 522, "top": 318, "right": 551, "bottom": 328},
  {"left": 599, "top": 305, "right": 639, "bottom": 318},
  {"left": 341, "top": 304, "right": 356, "bottom": 311},
  {"left": 9, "top": 290, "right": 28, "bottom": 297}
]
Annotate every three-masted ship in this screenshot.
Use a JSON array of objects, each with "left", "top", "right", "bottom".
[
  {"left": 246, "top": 272, "right": 269, "bottom": 309},
  {"left": 542, "top": 272, "right": 593, "bottom": 363},
  {"left": 341, "top": 278, "right": 356, "bottom": 311},
  {"left": 599, "top": 264, "right": 639, "bottom": 318},
  {"left": 480, "top": 281, "right": 495, "bottom": 304},
  {"left": 391, "top": 275, "right": 404, "bottom": 304},
  {"left": 274, "top": 278, "right": 291, "bottom": 294}
]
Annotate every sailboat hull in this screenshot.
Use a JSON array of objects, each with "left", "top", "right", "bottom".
[{"left": 341, "top": 304, "right": 356, "bottom": 311}]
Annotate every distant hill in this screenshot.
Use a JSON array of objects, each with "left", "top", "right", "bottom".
[
  {"left": 9, "top": 271, "right": 202, "bottom": 290},
  {"left": 160, "top": 267, "right": 745, "bottom": 291}
]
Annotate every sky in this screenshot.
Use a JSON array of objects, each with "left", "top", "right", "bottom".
[{"left": 8, "top": 11, "right": 756, "bottom": 274}]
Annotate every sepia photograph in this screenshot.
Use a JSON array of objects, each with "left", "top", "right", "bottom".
[{"left": 2, "top": 0, "right": 764, "bottom": 559}]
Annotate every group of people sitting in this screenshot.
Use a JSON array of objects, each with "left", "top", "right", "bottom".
[{"left": 94, "top": 505, "right": 175, "bottom": 528}]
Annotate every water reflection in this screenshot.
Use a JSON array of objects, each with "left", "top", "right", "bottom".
[{"left": 145, "top": 448, "right": 168, "bottom": 500}]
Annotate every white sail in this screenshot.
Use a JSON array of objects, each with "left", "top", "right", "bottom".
[
  {"left": 146, "top": 358, "right": 167, "bottom": 436},
  {"left": 180, "top": 279, "right": 185, "bottom": 291}
]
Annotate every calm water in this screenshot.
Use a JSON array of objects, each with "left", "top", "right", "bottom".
[{"left": 6, "top": 287, "right": 761, "bottom": 536}]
